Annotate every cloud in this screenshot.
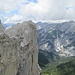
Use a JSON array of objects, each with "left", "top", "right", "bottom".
[
  {"left": 4, "top": 14, "right": 23, "bottom": 23},
  {"left": 0, "top": 0, "right": 75, "bottom": 23},
  {"left": 0, "top": 0, "right": 28, "bottom": 12},
  {"left": 18, "top": 0, "right": 75, "bottom": 21},
  {"left": 19, "top": 0, "right": 52, "bottom": 21}
]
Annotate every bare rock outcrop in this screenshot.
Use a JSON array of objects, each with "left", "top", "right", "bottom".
[
  {"left": 0, "top": 20, "right": 4, "bottom": 33},
  {"left": 0, "top": 21, "right": 40, "bottom": 75}
]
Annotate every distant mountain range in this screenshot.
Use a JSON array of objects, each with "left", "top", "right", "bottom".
[{"left": 36, "top": 21, "right": 75, "bottom": 66}]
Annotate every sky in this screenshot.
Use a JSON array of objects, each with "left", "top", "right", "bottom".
[{"left": 0, "top": 0, "right": 75, "bottom": 23}]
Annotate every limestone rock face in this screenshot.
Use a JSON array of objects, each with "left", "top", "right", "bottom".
[
  {"left": 0, "top": 21, "right": 40, "bottom": 75},
  {"left": 0, "top": 20, "right": 1, "bottom": 24},
  {"left": 0, "top": 20, "right": 4, "bottom": 33}
]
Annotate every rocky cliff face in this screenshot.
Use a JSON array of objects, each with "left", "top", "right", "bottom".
[
  {"left": 0, "top": 20, "right": 4, "bottom": 33},
  {"left": 0, "top": 20, "right": 40, "bottom": 75}
]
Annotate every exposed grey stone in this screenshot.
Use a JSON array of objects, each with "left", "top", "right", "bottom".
[
  {"left": 0, "top": 20, "right": 1, "bottom": 24},
  {"left": 0, "top": 20, "right": 4, "bottom": 34},
  {"left": 0, "top": 20, "right": 40, "bottom": 75}
]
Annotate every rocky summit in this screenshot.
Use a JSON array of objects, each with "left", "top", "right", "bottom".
[{"left": 0, "top": 20, "right": 40, "bottom": 75}]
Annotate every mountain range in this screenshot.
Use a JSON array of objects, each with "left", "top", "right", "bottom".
[{"left": 36, "top": 21, "right": 75, "bottom": 67}]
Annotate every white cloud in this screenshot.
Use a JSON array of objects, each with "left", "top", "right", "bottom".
[
  {"left": 4, "top": 14, "right": 23, "bottom": 23},
  {"left": 65, "top": 7, "right": 75, "bottom": 20},
  {"left": 0, "top": 0, "right": 28, "bottom": 12},
  {"left": 0, "top": 0, "right": 75, "bottom": 23},
  {"left": 19, "top": 0, "right": 52, "bottom": 21},
  {"left": 18, "top": 0, "right": 75, "bottom": 21}
]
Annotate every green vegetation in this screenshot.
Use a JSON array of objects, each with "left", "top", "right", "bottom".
[
  {"left": 38, "top": 50, "right": 59, "bottom": 68},
  {"left": 38, "top": 51, "right": 49, "bottom": 67},
  {"left": 41, "top": 57, "right": 75, "bottom": 75}
]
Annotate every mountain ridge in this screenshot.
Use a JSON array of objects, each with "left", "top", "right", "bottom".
[{"left": 37, "top": 21, "right": 75, "bottom": 67}]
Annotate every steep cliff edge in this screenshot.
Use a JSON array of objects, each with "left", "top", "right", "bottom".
[
  {"left": 0, "top": 20, "right": 40, "bottom": 75},
  {"left": 0, "top": 20, "right": 4, "bottom": 33}
]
